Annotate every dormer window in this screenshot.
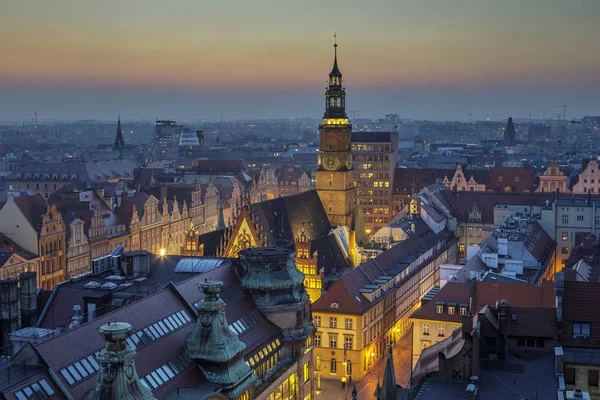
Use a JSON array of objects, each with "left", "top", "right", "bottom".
[
  {"left": 330, "top": 303, "right": 339, "bottom": 309},
  {"left": 460, "top": 307, "right": 467, "bottom": 316},
  {"left": 498, "top": 176, "right": 504, "bottom": 182},
  {"left": 514, "top": 176, "right": 520, "bottom": 183},
  {"left": 436, "top": 303, "right": 445, "bottom": 314},
  {"left": 448, "top": 306, "right": 455, "bottom": 315}
]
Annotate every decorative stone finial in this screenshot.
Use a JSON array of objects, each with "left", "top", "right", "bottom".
[{"left": 86, "top": 322, "right": 155, "bottom": 400}]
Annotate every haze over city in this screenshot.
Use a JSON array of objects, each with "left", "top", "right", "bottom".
[{"left": 2, "top": 0, "right": 600, "bottom": 121}]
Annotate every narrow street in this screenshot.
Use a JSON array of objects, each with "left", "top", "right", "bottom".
[{"left": 317, "top": 327, "right": 413, "bottom": 400}]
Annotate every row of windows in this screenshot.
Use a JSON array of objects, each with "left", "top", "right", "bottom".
[
  {"left": 352, "top": 154, "right": 390, "bottom": 162},
  {"left": 422, "top": 323, "right": 446, "bottom": 337},
  {"left": 352, "top": 144, "right": 391, "bottom": 152},
  {"left": 141, "top": 354, "right": 193, "bottom": 391},
  {"left": 354, "top": 172, "right": 390, "bottom": 179},
  {"left": 60, "top": 309, "right": 192, "bottom": 386},
  {"left": 14, "top": 379, "right": 55, "bottom": 400},
  {"left": 126, "top": 310, "right": 191, "bottom": 351},
  {"left": 314, "top": 334, "right": 353, "bottom": 350},
  {"left": 356, "top": 164, "right": 389, "bottom": 171},
  {"left": 313, "top": 316, "right": 353, "bottom": 329}
]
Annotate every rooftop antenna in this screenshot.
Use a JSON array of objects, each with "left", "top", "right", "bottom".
[{"left": 556, "top": 104, "right": 568, "bottom": 120}]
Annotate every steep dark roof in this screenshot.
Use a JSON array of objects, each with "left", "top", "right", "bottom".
[
  {"left": 506, "top": 306, "right": 556, "bottom": 338},
  {"left": 411, "top": 280, "right": 555, "bottom": 323},
  {"left": 351, "top": 132, "right": 395, "bottom": 143},
  {"left": 33, "top": 262, "right": 282, "bottom": 399},
  {"left": 485, "top": 168, "right": 534, "bottom": 192},
  {"left": 313, "top": 226, "right": 446, "bottom": 315},
  {"left": 13, "top": 194, "right": 47, "bottom": 232},
  {"left": 196, "top": 160, "right": 245, "bottom": 174},
  {"left": 448, "top": 191, "right": 554, "bottom": 224},
  {"left": 393, "top": 168, "right": 452, "bottom": 194},
  {"left": 250, "top": 190, "right": 331, "bottom": 245},
  {"left": 561, "top": 280, "right": 600, "bottom": 348}
]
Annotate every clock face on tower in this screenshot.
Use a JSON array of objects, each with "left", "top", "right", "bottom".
[{"left": 322, "top": 155, "right": 341, "bottom": 171}]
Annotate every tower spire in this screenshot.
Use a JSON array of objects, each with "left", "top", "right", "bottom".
[
  {"left": 113, "top": 113, "right": 125, "bottom": 150},
  {"left": 330, "top": 33, "right": 342, "bottom": 77}
]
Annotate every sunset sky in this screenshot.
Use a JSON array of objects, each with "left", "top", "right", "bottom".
[{"left": 1, "top": 0, "right": 599, "bottom": 121}]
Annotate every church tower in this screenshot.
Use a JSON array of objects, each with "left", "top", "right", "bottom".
[
  {"left": 316, "top": 37, "right": 355, "bottom": 228},
  {"left": 113, "top": 114, "right": 125, "bottom": 150}
]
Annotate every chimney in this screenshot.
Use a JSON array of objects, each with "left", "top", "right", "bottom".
[
  {"left": 462, "top": 313, "right": 474, "bottom": 339},
  {"left": 19, "top": 272, "right": 37, "bottom": 329},
  {"left": 555, "top": 272, "right": 564, "bottom": 338},
  {"left": 498, "top": 299, "right": 508, "bottom": 360},
  {"left": 68, "top": 305, "right": 83, "bottom": 329},
  {"left": 582, "top": 234, "right": 595, "bottom": 250},
  {"left": 0, "top": 279, "right": 18, "bottom": 355}
]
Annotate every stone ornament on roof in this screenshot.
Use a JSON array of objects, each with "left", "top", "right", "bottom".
[{"left": 86, "top": 322, "right": 155, "bottom": 400}]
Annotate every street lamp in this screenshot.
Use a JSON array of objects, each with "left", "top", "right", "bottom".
[{"left": 342, "top": 349, "right": 349, "bottom": 400}]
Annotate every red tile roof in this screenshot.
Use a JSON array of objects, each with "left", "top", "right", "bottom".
[
  {"left": 313, "top": 229, "right": 449, "bottom": 315},
  {"left": 506, "top": 306, "right": 556, "bottom": 338},
  {"left": 484, "top": 168, "right": 534, "bottom": 192},
  {"left": 13, "top": 194, "right": 47, "bottom": 232},
  {"left": 411, "top": 280, "right": 555, "bottom": 323},
  {"left": 561, "top": 280, "right": 600, "bottom": 348}
]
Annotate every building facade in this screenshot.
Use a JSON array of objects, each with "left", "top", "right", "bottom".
[
  {"left": 312, "top": 226, "right": 455, "bottom": 381},
  {"left": 536, "top": 162, "right": 569, "bottom": 193},
  {"left": 351, "top": 132, "right": 398, "bottom": 235},
  {"left": 572, "top": 159, "right": 600, "bottom": 194}
]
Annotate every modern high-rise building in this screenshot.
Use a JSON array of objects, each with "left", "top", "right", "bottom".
[
  {"left": 351, "top": 131, "right": 398, "bottom": 235},
  {"left": 155, "top": 120, "right": 182, "bottom": 156}
]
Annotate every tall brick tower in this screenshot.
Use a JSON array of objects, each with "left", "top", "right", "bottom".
[{"left": 316, "top": 37, "right": 355, "bottom": 228}]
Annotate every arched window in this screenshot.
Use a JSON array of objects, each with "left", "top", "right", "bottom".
[
  {"left": 330, "top": 302, "right": 339, "bottom": 309},
  {"left": 330, "top": 358, "right": 337, "bottom": 373}
]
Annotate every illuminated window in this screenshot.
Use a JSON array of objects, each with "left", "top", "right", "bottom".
[
  {"left": 345, "top": 318, "right": 352, "bottom": 330},
  {"left": 562, "top": 232, "right": 569, "bottom": 241},
  {"left": 303, "top": 362, "right": 310, "bottom": 383},
  {"left": 345, "top": 337, "right": 353, "bottom": 349}
]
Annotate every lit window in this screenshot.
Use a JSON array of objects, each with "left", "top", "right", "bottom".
[
  {"left": 448, "top": 307, "right": 455, "bottom": 315},
  {"left": 345, "top": 337, "right": 353, "bottom": 349},
  {"left": 438, "top": 324, "right": 445, "bottom": 337},
  {"left": 330, "top": 336, "right": 337, "bottom": 348}
]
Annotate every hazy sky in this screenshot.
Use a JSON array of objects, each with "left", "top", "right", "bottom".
[{"left": 1, "top": 0, "right": 599, "bottom": 121}]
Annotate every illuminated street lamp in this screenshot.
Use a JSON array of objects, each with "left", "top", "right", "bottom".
[{"left": 159, "top": 248, "right": 166, "bottom": 257}]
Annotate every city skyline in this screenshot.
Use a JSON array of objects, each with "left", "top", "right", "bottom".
[{"left": 1, "top": 0, "right": 600, "bottom": 121}]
